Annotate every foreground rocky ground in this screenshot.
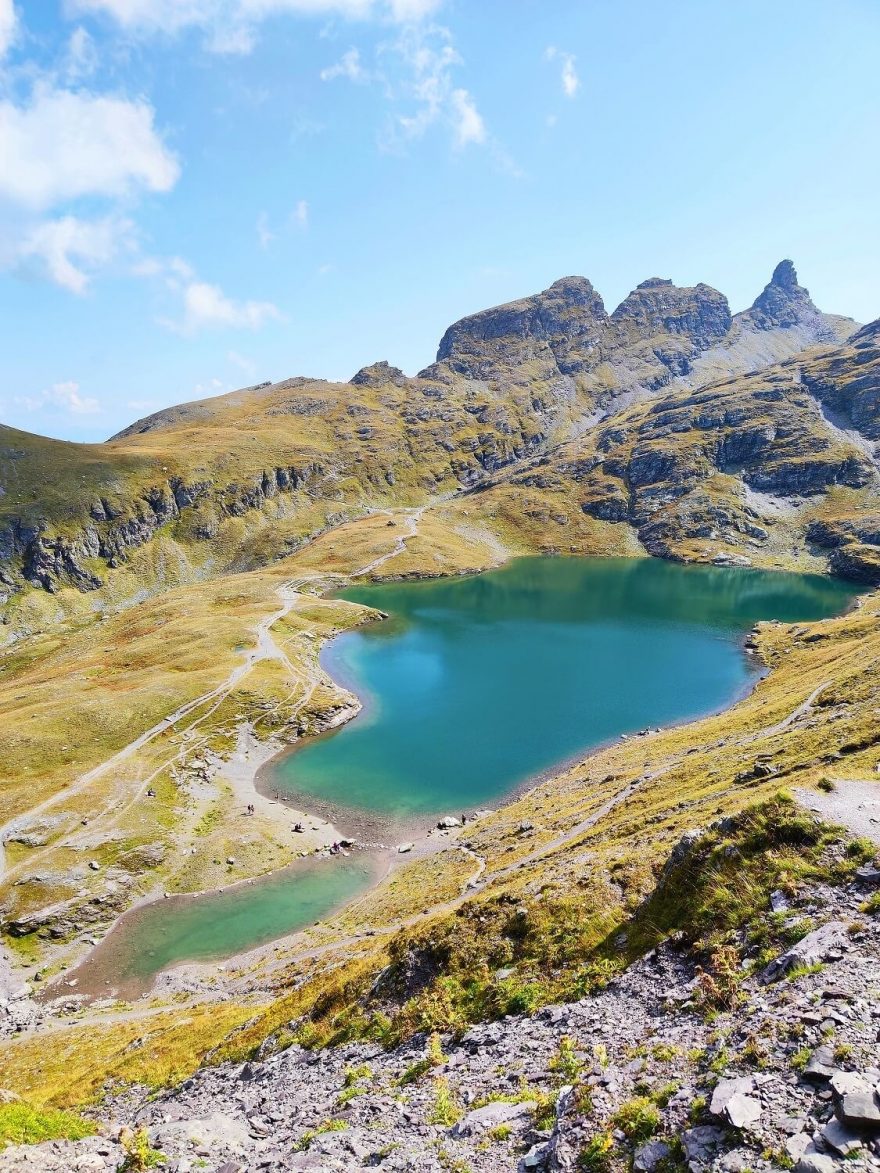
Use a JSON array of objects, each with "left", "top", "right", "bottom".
[{"left": 3, "top": 852, "right": 878, "bottom": 1173}]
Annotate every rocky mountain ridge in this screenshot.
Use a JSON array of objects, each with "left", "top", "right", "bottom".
[
  {"left": 0, "top": 262, "right": 874, "bottom": 620},
  {"left": 421, "top": 260, "right": 856, "bottom": 400}
]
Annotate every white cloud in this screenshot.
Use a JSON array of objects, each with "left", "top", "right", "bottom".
[
  {"left": 320, "top": 47, "right": 368, "bottom": 82},
  {"left": 17, "top": 381, "right": 101, "bottom": 416},
  {"left": 256, "top": 210, "right": 275, "bottom": 249},
  {"left": 390, "top": 25, "right": 485, "bottom": 150},
  {"left": 136, "top": 254, "right": 283, "bottom": 334},
  {"left": 71, "top": 0, "right": 443, "bottom": 53},
  {"left": 18, "top": 214, "right": 134, "bottom": 293},
  {"left": 545, "top": 46, "right": 579, "bottom": 99},
  {"left": 175, "top": 280, "right": 282, "bottom": 333},
  {"left": 0, "top": 86, "right": 179, "bottom": 210},
  {"left": 292, "top": 198, "right": 309, "bottom": 227},
  {"left": 449, "top": 86, "right": 484, "bottom": 147},
  {"left": 0, "top": 0, "right": 16, "bottom": 59},
  {"left": 65, "top": 26, "right": 99, "bottom": 80}
]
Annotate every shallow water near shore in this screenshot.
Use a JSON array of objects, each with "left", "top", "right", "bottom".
[
  {"left": 272, "top": 556, "right": 858, "bottom": 819},
  {"left": 66, "top": 855, "right": 378, "bottom": 1000}
]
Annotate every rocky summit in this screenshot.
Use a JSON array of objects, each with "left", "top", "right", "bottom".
[{"left": 0, "top": 260, "right": 875, "bottom": 614}]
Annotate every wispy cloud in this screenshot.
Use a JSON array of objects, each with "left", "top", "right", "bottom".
[
  {"left": 545, "top": 45, "right": 580, "bottom": 98},
  {"left": 292, "top": 199, "right": 309, "bottom": 228},
  {"left": 174, "top": 280, "right": 282, "bottom": 334},
  {"left": 64, "top": 26, "right": 98, "bottom": 81},
  {"left": 377, "top": 24, "right": 486, "bottom": 151},
  {"left": 70, "top": 0, "right": 444, "bottom": 55},
  {"left": 16, "top": 380, "right": 101, "bottom": 416},
  {"left": 0, "top": 0, "right": 16, "bottom": 59},
  {"left": 449, "top": 86, "right": 484, "bottom": 147},
  {"left": 256, "top": 211, "right": 275, "bottom": 249},
  {"left": 321, "top": 47, "right": 369, "bottom": 82},
  {"left": 17, "top": 214, "right": 134, "bottom": 294},
  {"left": 227, "top": 350, "right": 257, "bottom": 379},
  {"left": 137, "top": 255, "right": 284, "bottom": 335}
]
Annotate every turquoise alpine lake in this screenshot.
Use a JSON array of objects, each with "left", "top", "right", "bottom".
[
  {"left": 79, "top": 557, "right": 858, "bottom": 993},
  {"left": 272, "top": 556, "right": 858, "bottom": 818}
]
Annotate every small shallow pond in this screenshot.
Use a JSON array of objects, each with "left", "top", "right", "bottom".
[
  {"left": 68, "top": 855, "right": 378, "bottom": 1000},
  {"left": 271, "top": 556, "right": 857, "bottom": 819}
]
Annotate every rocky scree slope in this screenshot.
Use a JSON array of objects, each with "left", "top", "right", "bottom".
[
  {"left": 0, "top": 262, "right": 864, "bottom": 608},
  {"left": 2, "top": 809, "right": 879, "bottom": 1173}
]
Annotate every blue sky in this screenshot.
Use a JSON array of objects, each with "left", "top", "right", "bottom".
[{"left": 1, "top": 0, "right": 878, "bottom": 442}]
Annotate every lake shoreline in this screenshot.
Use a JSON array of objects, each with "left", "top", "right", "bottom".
[{"left": 44, "top": 557, "right": 861, "bottom": 1004}]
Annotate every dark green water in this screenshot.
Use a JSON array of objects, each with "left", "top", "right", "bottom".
[
  {"left": 71, "top": 856, "right": 376, "bottom": 997},
  {"left": 273, "top": 557, "right": 857, "bottom": 818}
]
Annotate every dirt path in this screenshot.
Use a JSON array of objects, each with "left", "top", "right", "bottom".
[
  {"left": 353, "top": 507, "right": 425, "bottom": 578},
  {"left": 0, "top": 583, "right": 306, "bottom": 881},
  {"left": 739, "top": 680, "right": 830, "bottom": 744},
  {"left": 796, "top": 779, "right": 880, "bottom": 846}
]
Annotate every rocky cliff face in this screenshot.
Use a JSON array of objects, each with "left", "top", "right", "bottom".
[
  {"left": 423, "top": 261, "right": 855, "bottom": 402},
  {"left": 428, "top": 276, "right": 609, "bottom": 381}
]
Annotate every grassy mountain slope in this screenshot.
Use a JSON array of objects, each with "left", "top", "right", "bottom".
[{"left": 0, "top": 263, "right": 868, "bottom": 632}]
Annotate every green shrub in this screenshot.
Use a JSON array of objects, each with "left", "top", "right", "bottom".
[
  {"left": 428, "top": 1078, "right": 461, "bottom": 1127},
  {"left": 0, "top": 1102, "right": 95, "bottom": 1150},
  {"left": 578, "top": 1132, "right": 614, "bottom": 1172},
  {"left": 613, "top": 1096, "right": 661, "bottom": 1144},
  {"left": 118, "top": 1127, "right": 165, "bottom": 1171}
]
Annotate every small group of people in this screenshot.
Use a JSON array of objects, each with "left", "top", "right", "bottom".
[{"left": 245, "top": 803, "right": 255, "bottom": 816}]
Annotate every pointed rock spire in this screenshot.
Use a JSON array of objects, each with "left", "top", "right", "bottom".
[{"left": 749, "top": 259, "right": 817, "bottom": 328}]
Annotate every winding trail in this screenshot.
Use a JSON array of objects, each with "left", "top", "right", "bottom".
[
  {"left": 740, "top": 680, "right": 830, "bottom": 744},
  {"left": 353, "top": 508, "right": 425, "bottom": 578},
  {"left": 0, "top": 583, "right": 305, "bottom": 881}
]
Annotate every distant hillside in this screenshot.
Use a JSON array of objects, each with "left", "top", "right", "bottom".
[{"left": 0, "top": 261, "right": 875, "bottom": 617}]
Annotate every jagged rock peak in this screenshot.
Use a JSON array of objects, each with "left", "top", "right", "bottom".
[
  {"left": 431, "top": 276, "right": 608, "bottom": 373},
  {"left": 543, "top": 275, "right": 606, "bottom": 304},
  {"left": 770, "top": 258, "right": 798, "bottom": 289},
  {"left": 350, "top": 360, "right": 407, "bottom": 387},
  {"left": 749, "top": 259, "right": 817, "bottom": 328},
  {"left": 610, "top": 278, "right": 732, "bottom": 349}
]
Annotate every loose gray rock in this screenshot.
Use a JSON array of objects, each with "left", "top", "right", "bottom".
[
  {"left": 795, "top": 1152, "right": 843, "bottom": 1173},
  {"left": 634, "top": 1139, "right": 672, "bottom": 1170},
  {"left": 724, "top": 1091, "right": 761, "bottom": 1129},
  {"left": 761, "top": 920, "right": 850, "bottom": 982},
  {"left": 710, "top": 1076, "right": 754, "bottom": 1116},
  {"left": 451, "top": 1099, "right": 536, "bottom": 1137},
  {"left": 681, "top": 1125, "right": 726, "bottom": 1166},
  {"left": 822, "top": 1118, "right": 863, "bottom": 1155},
  {"left": 834, "top": 1089, "right": 880, "bottom": 1131}
]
